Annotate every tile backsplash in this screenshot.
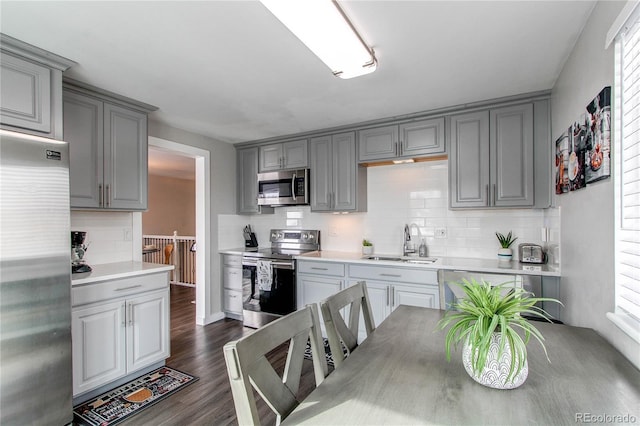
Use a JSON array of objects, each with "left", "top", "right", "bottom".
[
  {"left": 71, "top": 211, "right": 136, "bottom": 264},
  {"left": 220, "top": 160, "right": 560, "bottom": 262}
]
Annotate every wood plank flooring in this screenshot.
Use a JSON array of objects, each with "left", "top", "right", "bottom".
[{"left": 120, "top": 285, "right": 318, "bottom": 426}]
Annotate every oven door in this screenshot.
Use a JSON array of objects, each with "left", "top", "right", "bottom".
[
  {"left": 257, "top": 169, "right": 309, "bottom": 206},
  {"left": 241, "top": 257, "right": 297, "bottom": 328}
]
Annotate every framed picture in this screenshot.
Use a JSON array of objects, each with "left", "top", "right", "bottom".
[
  {"left": 555, "top": 131, "right": 569, "bottom": 194},
  {"left": 568, "top": 116, "right": 586, "bottom": 191},
  {"left": 585, "top": 86, "right": 611, "bottom": 183}
]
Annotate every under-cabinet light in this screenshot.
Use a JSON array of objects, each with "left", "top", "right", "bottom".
[
  {"left": 392, "top": 159, "right": 415, "bottom": 164},
  {"left": 260, "top": 0, "right": 377, "bottom": 79}
]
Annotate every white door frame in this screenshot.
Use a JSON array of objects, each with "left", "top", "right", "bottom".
[{"left": 147, "top": 136, "right": 210, "bottom": 326}]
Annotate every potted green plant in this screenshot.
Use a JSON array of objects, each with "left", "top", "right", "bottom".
[
  {"left": 495, "top": 231, "right": 517, "bottom": 261},
  {"left": 437, "top": 278, "right": 562, "bottom": 389},
  {"left": 362, "top": 239, "right": 374, "bottom": 255}
]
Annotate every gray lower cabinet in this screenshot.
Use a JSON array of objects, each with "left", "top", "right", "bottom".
[
  {"left": 236, "top": 147, "right": 274, "bottom": 214},
  {"left": 64, "top": 81, "right": 154, "bottom": 210},
  {"left": 259, "top": 139, "right": 308, "bottom": 172},
  {"left": 71, "top": 272, "right": 170, "bottom": 398},
  {"left": 223, "top": 254, "right": 243, "bottom": 319},
  {"left": 0, "top": 34, "right": 75, "bottom": 139},
  {"left": 310, "top": 131, "right": 366, "bottom": 212},
  {"left": 358, "top": 117, "right": 445, "bottom": 162},
  {"left": 449, "top": 103, "right": 535, "bottom": 208}
]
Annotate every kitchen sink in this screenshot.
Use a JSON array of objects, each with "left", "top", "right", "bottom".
[
  {"left": 362, "top": 255, "right": 438, "bottom": 264},
  {"left": 362, "top": 255, "right": 404, "bottom": 261}
]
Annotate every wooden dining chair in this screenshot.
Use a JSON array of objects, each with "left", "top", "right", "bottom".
[
  {"left": 163, "top": 243, "right": 173, "bottom": 265},
  {"left": 320, "top": 280, "right": 375, "bottom": 369},
  {"left": 223, "top": 304, "right": 328, "bottom": 426}
]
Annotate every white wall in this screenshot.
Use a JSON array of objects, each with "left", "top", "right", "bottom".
[
  {"left": 551, "top": 0, "right": 639, "bottom": 368},
  {"left": 220, "top": 160, "right": 559, "bottom": 262}
]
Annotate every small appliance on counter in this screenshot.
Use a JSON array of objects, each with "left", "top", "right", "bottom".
[
  {"left": 518, "top": 243, "right": 546, "bottom": 264},
  {"left": 243, "top": 225, "right": 258, "bottom": 248},
  {"left": 71, "top": 231, "right": 92, "bottom": 273}
]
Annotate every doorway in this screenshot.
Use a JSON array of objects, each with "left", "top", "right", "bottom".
[{"left": 147, "top": 136, "right": 211, "bottom": 326}]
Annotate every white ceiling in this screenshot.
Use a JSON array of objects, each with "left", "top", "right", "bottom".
[{"left": 2, "top": 1, "right": 596, "bottom": 147}]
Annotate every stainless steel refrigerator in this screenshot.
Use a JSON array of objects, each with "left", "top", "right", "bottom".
[{"left": 0, "top": 129, "right": 73, "bottom": 424}]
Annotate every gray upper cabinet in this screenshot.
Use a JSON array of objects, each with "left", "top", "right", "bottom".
[
  {"left": 358, "top": 117, "right": 445, "bottom": 162},
  {"left": 449, "top": 103, "right": 534, "bottom": 208},
  {"left": 310, "top": 132, "right": 366, "bottom": 212},
  {"left": 236, "top": 147, "right": 274, "bottom": 215},
  {"left": 259, "top": 139, "right": 308, "bottom": 172},
  {"left": 0, "top": 34, "right": 75, "bottom": 139},
  {"left": 64, "top": 80, "right": 156, "bottom": 211}
]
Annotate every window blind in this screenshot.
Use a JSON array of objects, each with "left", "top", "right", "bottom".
[{"left": 611, "top": 8, "right": 640, "bottom": 343}]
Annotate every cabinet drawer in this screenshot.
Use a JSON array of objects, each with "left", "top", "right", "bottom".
[
  {"left": 349, "top": 264, "right": 437, "bottom": 285},
  {"left": 224, "top": 267, "right": 243, "bottom": 291},
  {"left": 72, "top": 272, "right": 169, "bottom": 307},
  {"left": 223, "top": 254, "right": 242, "bottom": 267},
  {"left": 298, "top": 261, "right": 345, "bottom": 277},
  {"left": 224, "top": 289, "right": 243, "bottom": 314}
]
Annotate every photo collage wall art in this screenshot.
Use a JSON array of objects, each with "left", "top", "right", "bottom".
[{"left": 555, "top": 86, "right": 611, "bottom": 195}]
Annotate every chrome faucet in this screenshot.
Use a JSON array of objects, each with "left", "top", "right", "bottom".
[{"left": 403, "top": 224, "right": 415, "bottom": 256}]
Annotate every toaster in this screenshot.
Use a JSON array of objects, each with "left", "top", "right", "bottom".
[{"left": 518, "top": 243, "right": 546, "bottom": 264}]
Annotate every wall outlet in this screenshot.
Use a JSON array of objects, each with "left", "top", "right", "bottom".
[
  {"left": 123, "top": 229, "right": 132, "bottom": 241},
  {"left": 434, "top": 227, "right": 447, "bottom": 238}
]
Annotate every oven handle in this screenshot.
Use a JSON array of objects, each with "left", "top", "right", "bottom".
[{"left": 242, "top": 259, "right": 296, "bottom": 270}]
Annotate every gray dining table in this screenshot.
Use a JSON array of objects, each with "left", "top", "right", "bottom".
[{"left": 283, "top": 305, "right": 640, "bottom": 425}]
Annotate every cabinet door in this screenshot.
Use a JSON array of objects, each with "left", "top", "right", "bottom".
[
  {"left": 0, "top": 52, "right": 51, "bottom": 134},
  {"left": 127, "top": 290, "right": 170, "bottom": 373},
  {"left": 358, "top": 125, "right": 398, "bottom": 162},
  {"left": 282, "top": 139, "right": 308, "bottom": 169},
  {"left": 356, "top": 280, "right": 391, "bottom": 328},
  {"left": 72, "top": 300, "right": 126, "bottom": 396},
  {"left": 490, "top": 104, "right": 534, "bottom": 207},
  {"left": 393, "top": 284, "right": 440, "bottom": 310},
  {"left": 298, "top": 274, "right": 342, "bottom": 307},
  {"left": 400, "top": 117, "right": 445, "bottom": 157},
  {"left": 259, "top": 143, "right": 283, "bottom": 172},
  {"left": 104, "top": 103, "right": 148, "bottom": 210},
  {"left": 310, "top": 135, "right": 334, "bottom": 211},
  {"left": 449, "top": 111, "right": 490, "bottom": 208},
  {"left": 64, "top": 91, "right": 104, "bottom": 208},
  {"left": 333, "top": 132, "right": 357, "bottom": 211},
  {"left": 224, "top": 289, "right": 243, "bottom": 314},
  {"left": 237, "top": 147, "right": 260, "bottom": 214}
]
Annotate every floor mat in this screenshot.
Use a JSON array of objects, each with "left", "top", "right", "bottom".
[
  {"left": 73, "top": 366, "right": 198, "bottom": 426},
  {"left": 304, "top": 337, "right": 347, "bottom": 367}
]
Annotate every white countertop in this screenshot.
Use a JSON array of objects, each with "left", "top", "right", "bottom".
[
  {"left": 299, "top": 251, "right": 561, "bottom": 276},
  {"left": 71, "top": 261, "right": 175, "bottom": 286},
  {"left": 219, "top": 248, "right": 560, "bottom": 276}
]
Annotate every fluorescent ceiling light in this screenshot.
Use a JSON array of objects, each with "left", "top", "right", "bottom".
[{"left": 260, "top": 0, "right": 377, "bottom": 79}]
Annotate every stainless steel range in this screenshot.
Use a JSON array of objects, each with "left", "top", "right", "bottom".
[{"left": 242, "top": 229, "right": 320, "bottom": 328}]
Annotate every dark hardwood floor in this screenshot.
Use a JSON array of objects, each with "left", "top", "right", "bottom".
[{"left": 120, "top": 285, "right": 318, "bottom": 426}]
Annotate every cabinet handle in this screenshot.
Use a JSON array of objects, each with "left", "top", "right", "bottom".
[
  {"left": 386, "top": 286, "right": 390, "bottom": 306},
  {"left": 121, "top": 302, "right": 126, "bottom": 327},
  {"left": 399, "top": 142, "right": 403, "bottom": 156},
  {"left": 106, "top": 184, "right": 111, "bottom": 207},
  {"left": 394, "top": 142, "right": 399, "bottom": 156},
  {"left": 391, "top": 286, "right": 395, "bottom": 307},
  {"left": 311, "top": 267, "right": 329, "bottom": 271},
  {"left": 493, "top": 184, "right": 496, "bottom": 206},
  {"left": 99, "top": 184, "right": 103, "bottom": 207},
  {"left": 380, "top": 273, "right": 401, "bottom": 278},
  {"left": 486, "top": 184, "right": 489, "bottom": 205},
  {"left": 115, "top": 284, "right": 142, "bottom": 291}
]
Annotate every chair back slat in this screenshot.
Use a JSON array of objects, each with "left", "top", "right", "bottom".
[
  {"left": 223, "top": 305, "right": 328, "bottom": 425},
  {"left": 320, "top": 281, "right": 376, "bottom": 369}
]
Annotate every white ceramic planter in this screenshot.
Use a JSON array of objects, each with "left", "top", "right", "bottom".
[
  {"left": 497, "top": 248, "right": 513, "bottom": 262},
  {"left": 362, "top": 245, "right": 374, "bottom": 255},
  {"left": 462, "top": 333, "right": 528, "bottom": 389}
]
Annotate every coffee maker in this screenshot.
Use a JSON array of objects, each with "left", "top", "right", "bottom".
[{"left": 71, "top": 231, "right": 92, "bottom": 273}]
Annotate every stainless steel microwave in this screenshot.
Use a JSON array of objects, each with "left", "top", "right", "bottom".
[{"left": 257, "top": 168, "right": 310, "bottom": 206}]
